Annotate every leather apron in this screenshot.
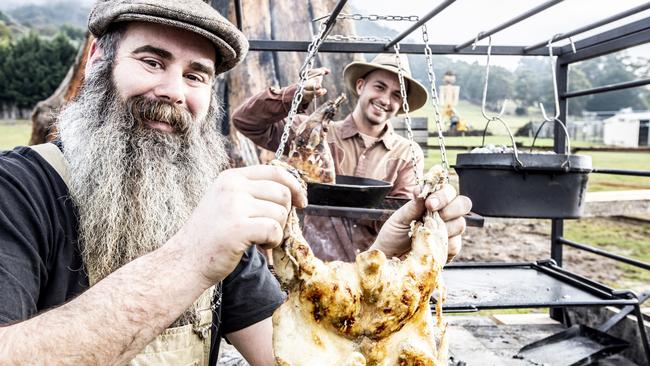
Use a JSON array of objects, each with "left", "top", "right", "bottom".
[{"left": 129, "top": 286, "right": 216, "bottom": 366}]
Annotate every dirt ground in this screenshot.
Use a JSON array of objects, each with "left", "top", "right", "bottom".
[{"left": 457, "top": 217, "right": 647, "bottom": 292}]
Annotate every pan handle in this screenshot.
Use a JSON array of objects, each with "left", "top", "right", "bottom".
[
  {"left": 531, "top": 118, "right": 572, "bottom": 170},
  {"left": 480, "top": 116, "right": 524, "bottom": 168}
]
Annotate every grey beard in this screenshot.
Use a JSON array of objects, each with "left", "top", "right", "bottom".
[{"left": 57, "top": 58, "right": 229, "bottom": 326}]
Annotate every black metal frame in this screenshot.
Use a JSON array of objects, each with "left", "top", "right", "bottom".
[
  {"left": 439, "top": 261, "right": 642, "bottom": 311},
  {"left": 227, "top": 0, "right": 650, "bottom": 362}
]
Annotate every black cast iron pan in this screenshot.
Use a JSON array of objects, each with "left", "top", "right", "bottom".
[{"left": 307, "top": 175, "right": 392, "bottom": 208}]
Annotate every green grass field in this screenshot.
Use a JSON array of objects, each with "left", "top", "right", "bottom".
[
  {"left": 564, "top": 217, "right": 650, "bottom": 288},
  {"left": 0, "top": 120, "right": 32, "bottom": 150},
  {"left": 412, "top": 99, "right": 537, "bottom": 135}
]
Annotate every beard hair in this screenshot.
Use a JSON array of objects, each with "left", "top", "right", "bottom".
[{"left": 57, "top": 56, "right": 229, "bottom": 326}]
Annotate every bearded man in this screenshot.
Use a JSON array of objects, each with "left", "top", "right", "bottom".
[{"left": 0, "top": 0, "right": 470, "bottom": 365}]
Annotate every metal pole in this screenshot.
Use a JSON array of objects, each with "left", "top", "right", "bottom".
[
  {"left": 563, "top": 78, "right": 650, "bottom": 99},
  {"left": 525, "top": 2, "right": 650, "bottom": 52},
  {"left": 454, "top": 0, "right": 564, "bottom": 51},
  {"left": 634, "top": 304, "right": 650, "bottom": 366},
  {"left": 322, "top": 0, "right": 348, "bottom": 35},
  {"left": 554, "top": 59, "right": 569, "bottom": 154},
  {"left": 550, "top": 57, "right": 569, "bottom": 324},
  {"left": 558, "top": 17, "right": 650, "bottom": 65},
  {"left": 558, "top": 238, "right": 650, "bottom": 270},
  {"left": 384, "top": 0, "right": 456, "bottom": 49},
  {"left": 551, "top": 60, "right": 569, "bottom": 260},
  {"left": 591, "top": 168, "right": 650, "bottom": 177},
  {"left": 248, "top": 40, "right": 553, "bottom": 55},
  {"left": 234, "top": 0, "right": 243, "bottom": 31}
]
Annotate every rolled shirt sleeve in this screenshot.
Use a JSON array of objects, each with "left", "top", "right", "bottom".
[
  {"left": 219, "top": 247, "right": 285, "bottom": 335},
  {"left": 232, "top": 85, "right": 309, "bottom": 155}
]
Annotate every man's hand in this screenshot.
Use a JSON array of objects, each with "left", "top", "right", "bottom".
[
  {"left": 302, "top": 67, "right": 330, "bottom": 103},
  {"left": 176, "top": 165, "right": 307, "bottom": 285},
  {"left": 371, "top": 185, "right": 472, "bottom": 262}
]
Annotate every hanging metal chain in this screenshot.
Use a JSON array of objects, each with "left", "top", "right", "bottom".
[
  {"left": 393, "top": 44, "right": 421, "bottom": 185},
  {"left": 314, "top": 13, "right": 419, "bottom": 22},
  {"left": 274, "top": 21, "right": 329, "bottom": 160},
  {"left": 322, "top": 13, "right": 418, "bottom": 43},
  {"left": 421, "top": 24, "right": 450, "bottom": 174},
  {"left": 326, "top": 35, "right": 391, "bottom": 42}
]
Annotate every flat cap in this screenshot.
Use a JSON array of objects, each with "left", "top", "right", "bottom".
[{"left": 88, "top": 0, "right": 248, "bottom": 74}]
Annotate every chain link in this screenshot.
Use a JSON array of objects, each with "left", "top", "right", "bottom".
[
  {"left": 393, "top": 44, "right": 421, "bottom": 185},
  {"left": 274, "top": 22, "right": 328, "bottom": 159},
  {"left": 421, "top": 24, "right": 450, "bottom": 174},
  {"left": 326, "top": 34, "right": 391, "bottom": 42},
  {"left": 328, "top": 13, "right": 419, "bottom": 22}
]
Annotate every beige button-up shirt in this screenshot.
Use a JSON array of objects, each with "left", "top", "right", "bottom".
[{"left": 233, "top": 85, "right": 424, "bottom": 261}]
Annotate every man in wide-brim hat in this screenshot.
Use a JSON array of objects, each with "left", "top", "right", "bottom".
[
  {"left": 234, "top": 53, "right": 470, "bottom": 263},
  {"left": 342, "top": 53, "right": 428, "bottom": 114}
]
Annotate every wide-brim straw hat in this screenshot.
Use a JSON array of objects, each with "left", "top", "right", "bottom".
[
  {"left": 343, "top": 53, "right": 428, "bottom": 113},
  {"left": 88, "top": 0, "right": 248, "bottom": 75}
]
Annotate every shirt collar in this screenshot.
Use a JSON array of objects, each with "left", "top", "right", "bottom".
[{"left": 340, "top": 115, "right": 398, "bottom": 150}]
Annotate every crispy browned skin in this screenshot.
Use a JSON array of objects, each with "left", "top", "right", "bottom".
[
  {"left": 271, "top": 162, "right": 449, "bottom": 366},
  {"left": 286, "top": 94, "right": 346, "bottom": 184}
]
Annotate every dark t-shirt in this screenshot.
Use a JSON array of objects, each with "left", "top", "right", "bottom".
[{"left": 0, "top": 145, "right": 285, "bottom": 364}]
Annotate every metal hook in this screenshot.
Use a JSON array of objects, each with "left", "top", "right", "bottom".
[
  {"left": 471, "top": 32, "right": 483, "bottom": 50},
  {"left": 479, "top": 35, "right": 509, "bottom": 121},
  {"left": 539, "top": 36, "right": 560, "bottom": 122},
  {"left": 312, "top": 12, "right": 337, "bottom": 22},
  {"left": 567, "top": 36, "right": 577, "bottom": 54}
]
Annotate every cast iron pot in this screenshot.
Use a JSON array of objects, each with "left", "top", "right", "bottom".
[
  {"left": 455, "top": 152, "right": 592, "bottom": 219},
  {"left": 307, "top": 175, "right": 393, "bottom": 208}
]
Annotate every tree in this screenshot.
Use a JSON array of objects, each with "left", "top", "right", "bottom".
[
  {"left": 515, "top": 58, "right": 547, "bottom": 108},
  {"left": 484, "top": 65, "right": 514, "bottom": 109},
  {"left": 575, "top": 54, "right": 648, "bottom": 111},
  {"left": 566, "top": 67, "right": 592, "bottom": 115},
  {"left": 0, "top": 44, "right": 10, "bottom": 103},
  {"left": 2, "top": 32, "right": 76, "bottom": 109},
  {"left": 59, "top": 24, "right": 85, "bottom": 42},
  {"left": 0, "top": 22, "right": 10, "bottom": 46}
]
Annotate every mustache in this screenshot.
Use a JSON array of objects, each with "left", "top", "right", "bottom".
[{"left": 127, "top": 96, "right": 194, "bottom": 133}]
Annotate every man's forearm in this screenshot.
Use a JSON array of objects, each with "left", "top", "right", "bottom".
[{"left": 0, "top": 238, "right": 211, "bottom": 365}]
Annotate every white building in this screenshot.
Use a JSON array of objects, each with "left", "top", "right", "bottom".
[{"left": 603, "top": 112, "right": 650, "bottom": 147}]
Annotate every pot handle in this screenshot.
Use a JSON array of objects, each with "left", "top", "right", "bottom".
[
  {"left": 531, "top": 118, "right": 572, "bottom": 169},
  {"left": 481, "top": 116, "right": 524, "bottom": 168}
]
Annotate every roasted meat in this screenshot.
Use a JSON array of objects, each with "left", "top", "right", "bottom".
[
  {"left": 272, "top": 162, "right": 449, "bottom": 366},
  {"left": 286, "top": 94, "right": 346, "bottom": 184}
]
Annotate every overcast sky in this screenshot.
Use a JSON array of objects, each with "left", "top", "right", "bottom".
[
  {"left": 3, "top": 0, "right": 649, "bottom": 70},
  {"left": 353, "top": 0, "right": 650, "bottom": 70}
]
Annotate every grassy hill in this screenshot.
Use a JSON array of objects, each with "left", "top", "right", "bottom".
[
  {"left": 412, "top": 99, "right": 538, "bottom": 137},
  {"left": 5, "top": 1, "right": 88, "bottom": 38}
]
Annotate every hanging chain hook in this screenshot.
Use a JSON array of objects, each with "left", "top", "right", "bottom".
[
  {"left": 478, "top": 35, "right": 508, "bottom": 121},
  {"left": 421, "top": 23, "right": 450, "bottom": 175},
  {"left": 567, "top": 36, "right": 577, "bottom": 54},
  {"left": 274, "top": 21, "right": 329, "bottom": 160},
  {"left": 539, "top": 36, "right": 561, "bottom": 122},
  {"left": 471, "top": 31, "right": 484, "bottom": 51},
  {"left": 393, "top": 44, "right": 421, "bottom": 185},
  {"left": 534, "top": 34, "right": 575, "bottom": 157}
]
